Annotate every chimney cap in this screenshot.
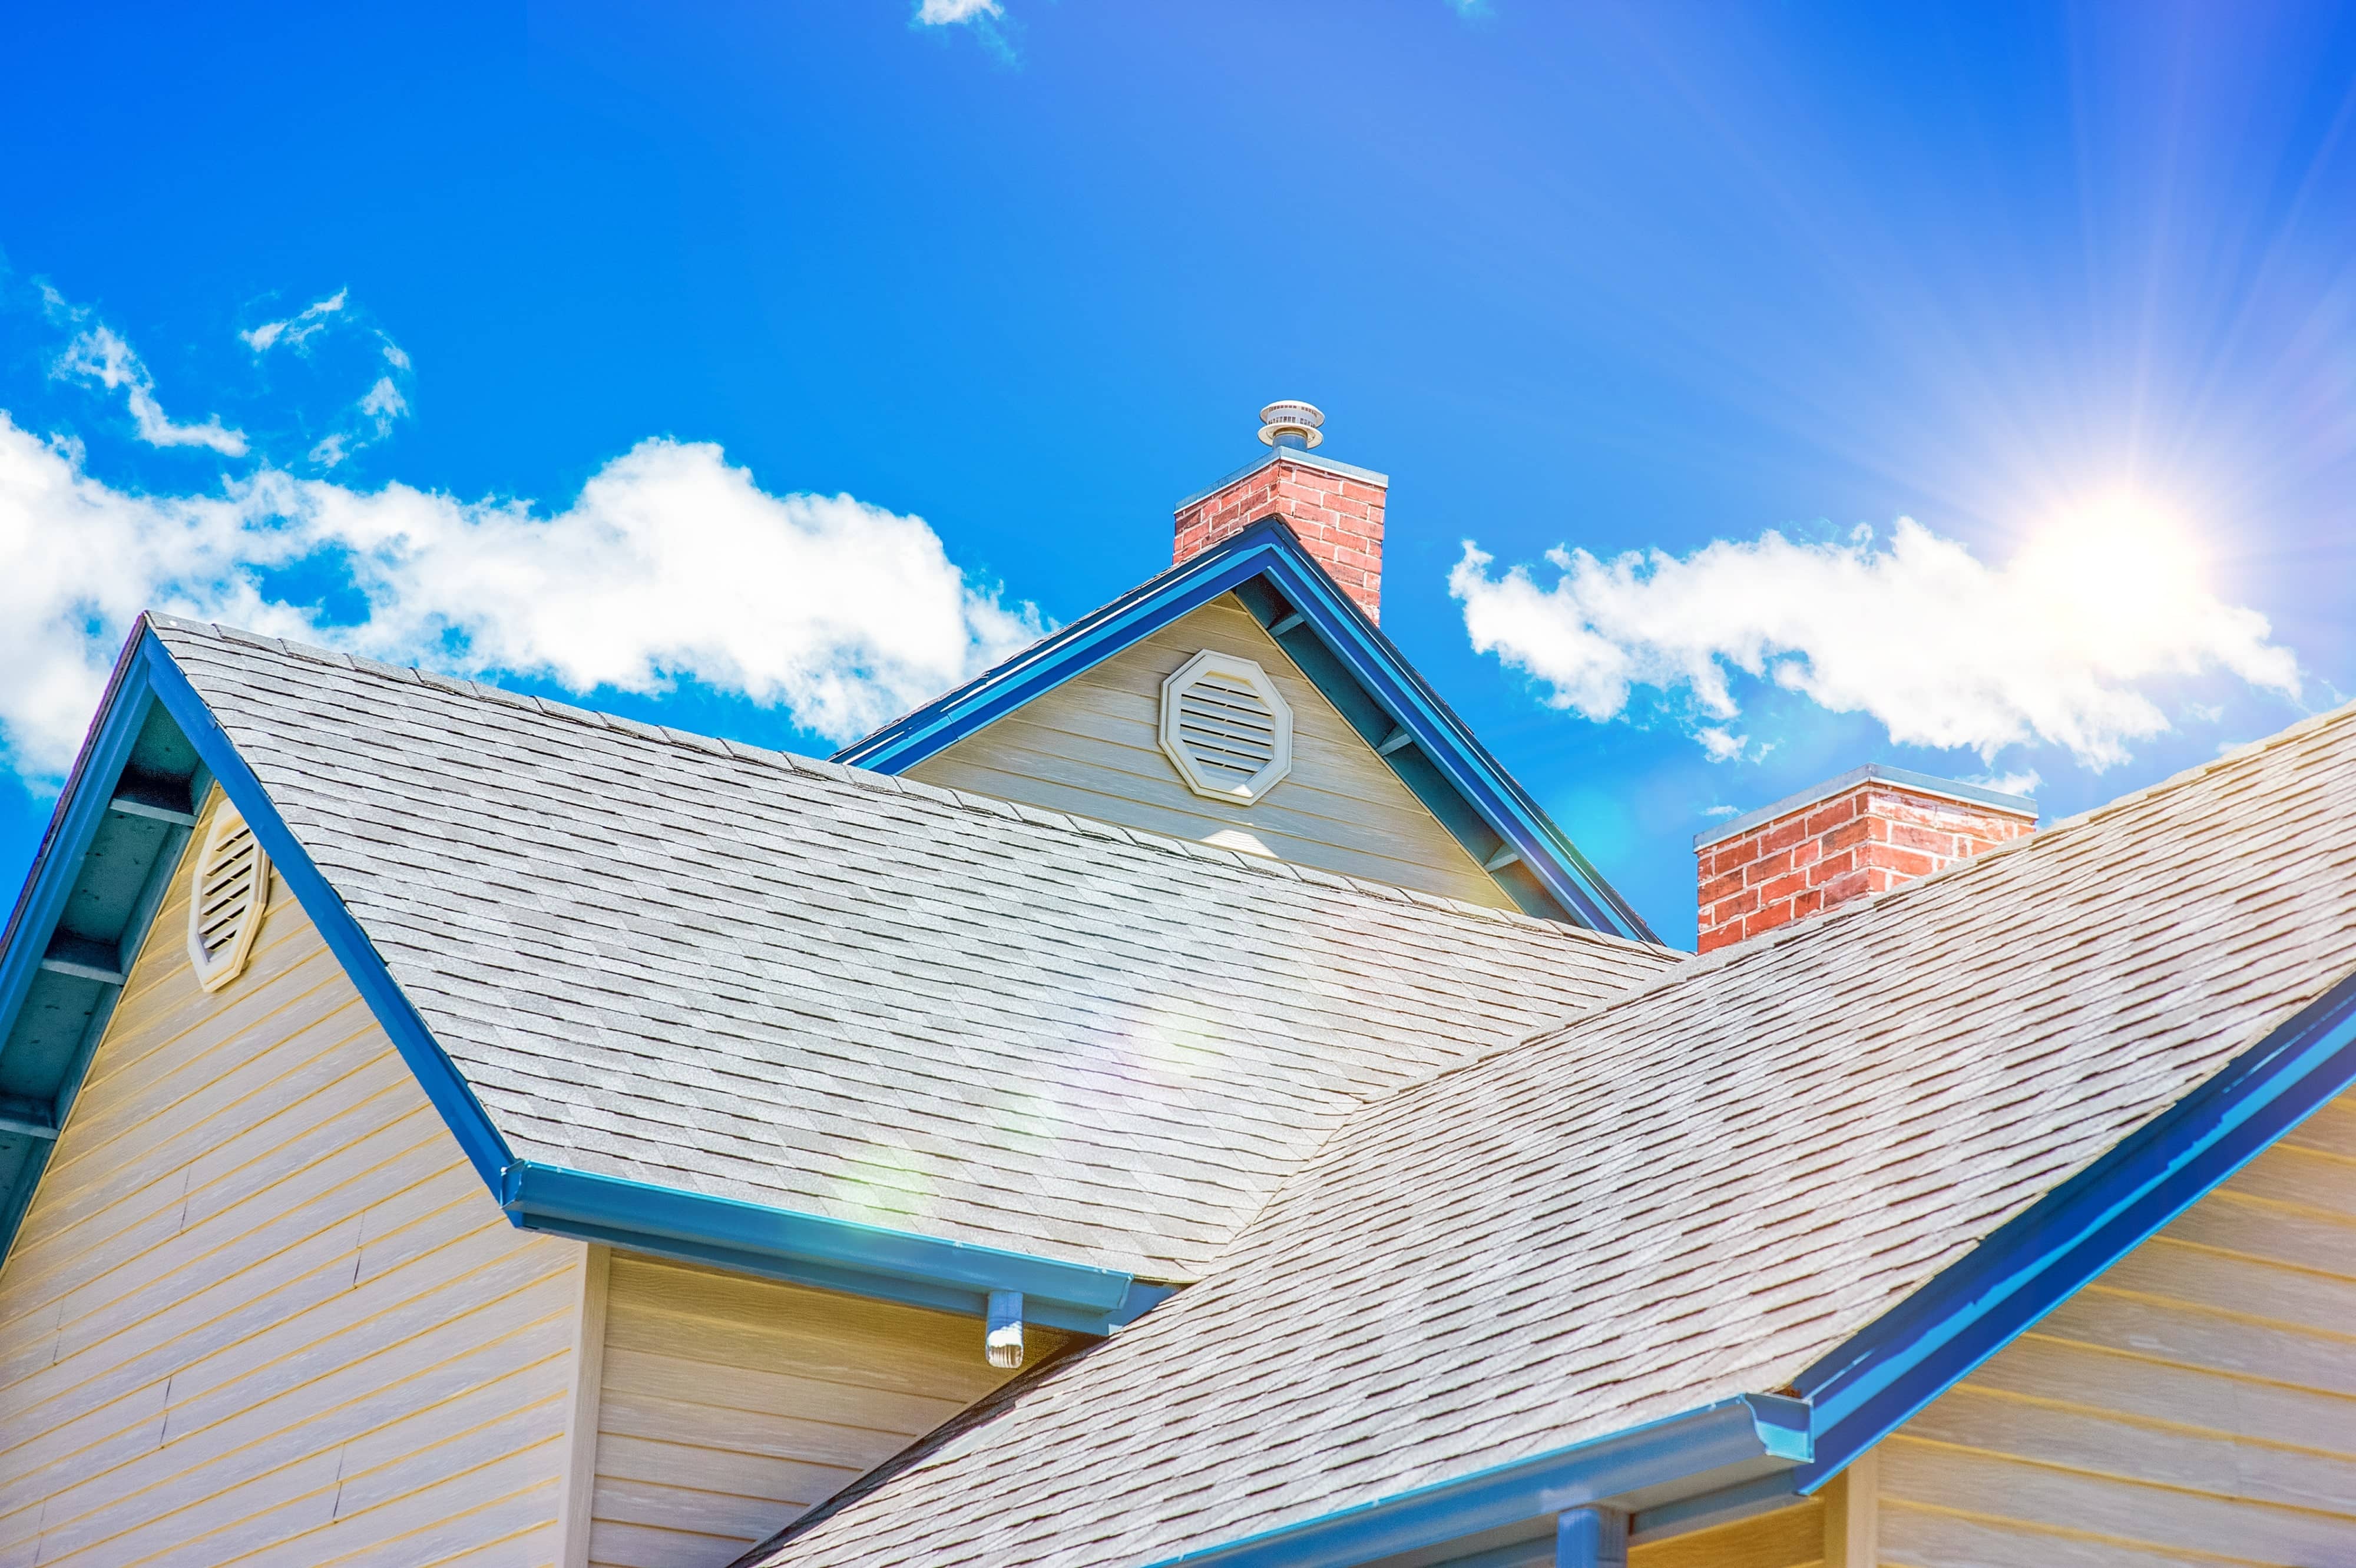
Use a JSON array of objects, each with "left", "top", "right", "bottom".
[
  {"left": 1693, "top": 763, "right": 2037, "bottom": 852},
  {"left": 1258, "top": 400, "right": 1325, "bottom": 450}
]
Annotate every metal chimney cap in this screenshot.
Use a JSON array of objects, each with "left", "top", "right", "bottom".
[{"left": 1258, "top": 400, "right": 1325, "bottom": 449}]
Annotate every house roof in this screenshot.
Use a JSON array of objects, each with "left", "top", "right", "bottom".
[
  {"left": 121, "top": 617, "right": 1672, "bottom": 1301},
  {"left": 836, "top": 518, "right": 1659, "bottom": 941},
  {"left": 741, "top": 696, "right": 2356, "bottom": 1568}
]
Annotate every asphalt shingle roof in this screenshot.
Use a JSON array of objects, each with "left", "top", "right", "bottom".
[
  {"left": 743, "top": 696, "right": 2356, "bottom": 1568},
  {"left": 153, "top": 617, "right": 1678, "bottom": 1282}
]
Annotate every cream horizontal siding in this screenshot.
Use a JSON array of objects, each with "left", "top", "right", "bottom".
[
  {"left": 1634, "top": 1498, "right": 1824, "bottom": 1567},
  {"left": 907, "top": 594, "right": 1513, "bottom": 907},
  {"left": 1868, "top": 1090, "right": 2356, "bottom": 1566},
  {"left": 583, "top": 1254, "right": 1061, "bottom": 1568},
  {"left": 0, "top": 789, "right": 580, "bottom": 1568}
]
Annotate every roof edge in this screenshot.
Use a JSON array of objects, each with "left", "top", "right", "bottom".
[
  {"left": 141, "top": 629, "right": 517, "bottom": 1189},
  {"left": 834, "top": 518, "right": 1660, "bottom": 944},
  {"left": 1795, "top": 955, "right": 2356, "bottom": 1487},
  {"left": 500, "top": 1160, "right": 1172, "bottom": 1336},
  {"left": 1694, "top": 765, "right": 2037, "bottom": 852},
  {"left": 1141, "top": 1393, "right": 1809, "bottom": 1568}
]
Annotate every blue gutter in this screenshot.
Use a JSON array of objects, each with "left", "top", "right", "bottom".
[
  {"left": 1141, "top": 1394, "right": 1808, "bottom": 1568},
  {"left": 502, "top": 1162, "right": 1164, "bottom": 1335},
  {"left": 1794, "top": 958, "right": 2356, "bottom": 1486},
  {"left": 838, "top": 520, "right": 1656, "bottom": 943},
  {"left": 5, "top": 624, "right": 1164, "bottom": 1337}
]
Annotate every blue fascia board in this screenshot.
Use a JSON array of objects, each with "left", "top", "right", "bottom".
[
  {"left": 0, "top": 642, "right": 154, "bottom": 1075},
  {"left": 1794, "top": 958, "right": 2356, "bottom": 1487},
  {"left": 137, "top": 631, "right": 517, "bottom": 1192},
  {"left": 836, "top": 520, "right": 1656, "bottom": 944},
  {"left": 1144, "top": 1394, "right": 1809, "bottom": 1568},
  {"left": 500, "top": 1159, "right": 1163, "bottom": 1335},
  {"left": 9, "top": 627, "right": 1173, "bottom": 1339},
  {"left": 0, "top": 640, "right": 158, "bottom": 1261}
]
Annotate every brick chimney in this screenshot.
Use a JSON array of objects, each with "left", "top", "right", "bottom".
[
  {"left": 1174, "top": 400, "right": 1387, "bottom": 621},
  {"left": 1695, "top": 766, "right": 2036, "bottom": 954}
]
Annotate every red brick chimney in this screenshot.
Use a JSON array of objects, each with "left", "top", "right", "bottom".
[
  {"left": 1695, "top": 766, "right": 2036, "bottom": 954},
  {"left": 1174, "top": 400, "right": 1387, "bottom": 621}
]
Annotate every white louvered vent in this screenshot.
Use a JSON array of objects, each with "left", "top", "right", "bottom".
[
  {"left": 1159, "top": 651, "right": 1293, "bottom": 804},
  {"left": 187, "top": 805, "right": 271, "bottom": 992}
]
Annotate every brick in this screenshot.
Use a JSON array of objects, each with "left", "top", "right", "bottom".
[
  {"left": 1712, "top": 837, "right": 1762, "bottom": 874},
  {"left": 1804, "top": 799, "right": 1858, "bottom": 836},
  {"left": 1693, "top": 768, "right": 2040, "bottom": 951},
  {"left": 1173, "top": 454, "right": 1388, "bottom": 620},
  {"left": 1821, "top": 820, "right": 1872, "bottom": 854}
]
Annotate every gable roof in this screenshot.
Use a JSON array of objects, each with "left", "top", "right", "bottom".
[
  {"left": 0, "top": 616, "right": 1677, "bottom": 1331},
  {"left": 837, "top": 518, "right": 1658, "bottom": 942},
  {"left": 742, "top": 697, "right": 2356, "bottom": 1568}
]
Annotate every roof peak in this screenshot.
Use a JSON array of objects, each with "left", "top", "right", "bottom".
[{"left": 141, "top": 614, "right": 1658, "bottom": 952}]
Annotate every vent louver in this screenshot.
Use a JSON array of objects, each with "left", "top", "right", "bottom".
[
  {"left": 187, "top": 805, "right": 270, "bottom": 992},
  {"left": 1159, "top": 651, "right": 1293, "bottom": 803}
]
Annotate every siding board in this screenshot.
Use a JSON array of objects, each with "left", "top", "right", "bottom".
[
  {"left": 1630, "top": 1500, "right": 1824, "bottom": 1567},
  {"left": 908, "top": 595, "right": 1513, "bottom": 907},
  {"left": 585, "top": 1255, "right": 1063, "bottom": 1568},
  {"left": 1869, "top": 1089, "right": 2356, "bottom": 1566},
  {"left": 0, "top": 788, "right": 580, "bottom": 1567}
]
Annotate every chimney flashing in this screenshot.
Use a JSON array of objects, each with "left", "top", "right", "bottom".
[
  {"left": 1173, "top": 447, "right": 1391, "bottom": 514},
  {"left": 1695, "top": 764, "right": 2036, "bottom": 852}
]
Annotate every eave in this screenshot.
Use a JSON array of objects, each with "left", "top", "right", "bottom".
[
  {"left": 1792, "top": 955, "right": 2356, "bottom": 1486},
  {"left": 1143, "top": 1395, "right": 1811, "bottom": 1568},
  {"left": 0, "top": 623, "right": 1172, "bottom": 1339},
  {"left": 836, "top": 518, "right": 1657, "bottom": 944}
]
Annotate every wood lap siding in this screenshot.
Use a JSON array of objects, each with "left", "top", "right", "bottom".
[
  {"left": 584, "top": 1256, "right": 1054, "bottom": 1568},
  {"left": 1870, "top": 1090, "right": 2356, "bottom": 1566},
  {"left": 1634, "top": 1500, "right": 1824, "bottom": 1567},
  {"left": 0, "top": 790, "right": 577, "bottom": 1567},
  {"left": 906, "top": 595, "right": 1513, "bottom": 908}
]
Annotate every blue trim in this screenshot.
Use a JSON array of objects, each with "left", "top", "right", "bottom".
[
  {"left": 0, "top": 645, "right": 158, "bottom": 1258},
  {"left": 139, "top": 632, "right": 517, "bottom": 1193},
  {"left": 5, "top": 627, "right": 1176, "bottom": 1337},
  {"left": 1141, "top": 1394, "right": 1808, "bottom": 1568},
  {"left": 1795, "top": 960, "right": 2356, "bottom": 1487},
  {"left": 500, "top": 1159, "right": 1165, "bottom": 1336},
  {"left": 837, "top": 520, "right": 1656, "bottom": 944}
]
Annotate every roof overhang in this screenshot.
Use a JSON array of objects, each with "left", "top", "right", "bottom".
[
  {"left": 1142, "top": 1394, "right": 1811, "bottom": 1568},
  {"left": 1793, "top": 955, "right": 2356, "bottom": 1486},
  {"left": 836, "top": 519, "right": 1657, "bottom": 943},
  {"left": 0, "top": 624, "right": 1172, "bottom": 1337}
]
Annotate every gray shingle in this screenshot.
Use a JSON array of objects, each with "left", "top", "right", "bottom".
[
  {"left": 154, "top": 621, "right": 1677, "bottom": 1282},
  {"left": 745, "top": 698, "right": 2356, "bottom": 1568}
]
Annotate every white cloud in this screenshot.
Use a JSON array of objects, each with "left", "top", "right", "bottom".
[
  {"left": 1970, "top": 769, "right": 2042, "bottom": 797},
  {"left": 0, "top": 413, "right": 1043, "bottom": 780},
  {"left": 917, "top": 0, "right": 1000, "bottom": 20},
  {"left": 236, "top": 290, "right": 415, "bottom": 465},
  {"left": 240, "top": 289, "right": 348, "bottom": 353},
  {"left": 1451, "top": 516, "right": 2300, "bottom": 769},
  {"left": 358, "top": 375, "right": 407, "bottom": 429},
  {"left": 44, "top": 290, "right": 249, "bottom": 457}
]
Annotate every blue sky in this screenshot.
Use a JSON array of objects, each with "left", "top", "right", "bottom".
[{"left": 3, "top": 2, "right": 2353, "bottom": 948}]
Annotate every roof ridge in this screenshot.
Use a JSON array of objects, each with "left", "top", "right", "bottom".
[
  {"left": 144, "top": 614, "right": 1671, "bottom": 957},
  {"left": 1361, "top": 690, "right": 2356, "bottom": 1108}
]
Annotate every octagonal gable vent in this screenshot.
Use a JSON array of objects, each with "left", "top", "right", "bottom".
[
  {"left": 188, "top": 805, "right": 271, "bottom": 992},
  {"left": 1160, "top": 650, "right": 1293, "bottom": 804}
]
